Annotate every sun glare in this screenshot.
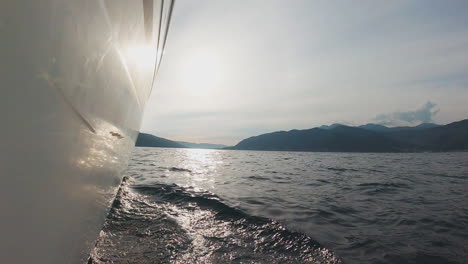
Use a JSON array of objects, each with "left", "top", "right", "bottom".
[{"left": 125, "top": 44, "right": 157, "bottom": 69}]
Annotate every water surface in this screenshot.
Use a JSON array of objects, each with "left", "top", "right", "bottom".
[{"left": 91, "top": 148, "right": 468, "bottom": 264}]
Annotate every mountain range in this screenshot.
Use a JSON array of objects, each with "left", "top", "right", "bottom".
[
  {"left": 176, "top": 141, "right": 227, "bottom": 149},
  {"left": 135, "top": 133, "right": 227, "bottom": 149},
  {"left": 135, "top": 133, "right": 186, "bottom": 148},
  {"left": 228, "top": 119, "right": 468, "bottom": 152},
  {"left": 137, "top": 119, "right": 468, "bottom": 152}
]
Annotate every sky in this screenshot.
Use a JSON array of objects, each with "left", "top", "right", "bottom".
[{"left": 141, "top": 0, "right": 468, "bottom": 145}]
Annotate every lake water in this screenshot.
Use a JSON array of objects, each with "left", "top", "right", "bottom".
[{"left": 91, "top": 148, "right": 468, "bottom": 264}]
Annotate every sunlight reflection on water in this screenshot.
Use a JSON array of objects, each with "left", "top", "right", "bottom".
[{"left": 114, "top": 148, "right": 468, "bottom": 264}]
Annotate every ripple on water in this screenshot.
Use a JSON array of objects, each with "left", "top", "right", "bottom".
[
  {"left": 92, "top": 148, "right": 468, "bottom": 264},
  {"left": 90, "top": 183, "right": 342, "bottom": 264}
]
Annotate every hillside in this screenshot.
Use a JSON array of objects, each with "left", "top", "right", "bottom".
[
  {"left": 135, "top": 133, "right": 185, "bottom": 148},
  {"left": 229, "top": 120, "right": 468, "bottom": 152}
]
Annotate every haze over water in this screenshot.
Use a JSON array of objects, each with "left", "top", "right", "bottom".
[{"left": 92, "top": 148, "right": 468, "bottom": 264}]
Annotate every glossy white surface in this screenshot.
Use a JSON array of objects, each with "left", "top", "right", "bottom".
[{"left": 0, "top": 1, "right": 172, "bottom": 263}]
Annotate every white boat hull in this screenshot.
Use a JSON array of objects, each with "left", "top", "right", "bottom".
[{"left": 0, "top": 1, "right": 172, "bottom": 263}]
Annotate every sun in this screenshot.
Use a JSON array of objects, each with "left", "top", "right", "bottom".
[{"left": 125, "top": 43, "right": 158, "bottom": 69}]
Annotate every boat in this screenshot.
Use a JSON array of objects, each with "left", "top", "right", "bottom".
[{"left": 0, "top": 1, "right": 175, "bottom": 263}]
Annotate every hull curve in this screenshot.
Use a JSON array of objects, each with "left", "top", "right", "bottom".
[{"left": 0, "top": 1, "right": 174, "bottom": 263}]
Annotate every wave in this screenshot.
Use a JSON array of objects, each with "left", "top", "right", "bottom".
[
  {"left": 168, "top": 167, "right": 192, "bottom": 173},
  {"left": 90, "top": 182, "right": 342, "bottom": 264},
  {"left": 357, "top": 182, "right": 410, "bottom": 188}
]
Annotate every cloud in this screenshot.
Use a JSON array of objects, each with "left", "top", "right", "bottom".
[{"left": 375, "top": 101, "right": 439, "bottom": 126}]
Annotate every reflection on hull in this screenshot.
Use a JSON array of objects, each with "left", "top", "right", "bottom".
[{"left": 0, "top": 1, "right": 174, "bottom": 263}]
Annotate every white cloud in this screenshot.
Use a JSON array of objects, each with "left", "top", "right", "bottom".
[{"left": 374, "top": 102, "right": 439, "bottom": 126}]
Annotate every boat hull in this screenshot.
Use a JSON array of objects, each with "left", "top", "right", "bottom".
[{"left": 0, "top": 1, "right": 167, "bottom": 262}]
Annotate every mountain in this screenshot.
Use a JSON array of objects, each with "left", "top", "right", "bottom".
[
  {"left": 384, "top": 120, "right": 468, "bottom": 151},
  {"left": 318, "top": 123, "right": 344, "bottom": 130},
  {"left": 414, "top": 123, "right": 441, "bottom": 129},
  {"left": 359, "top": 123, "right": 441, "bottom": 132},
  {"left": 135, "top": 133, "right": 185, "bottom": 148},
  {"left": 229, "top": 126, "right": 401, "bottom": 152},
  {"left": 135, "top": 133, "right": 227, "bottom": 149},
  {"left": 177, "top": 141, "right": 227, "bottom": 149},
  {"left": 229, "top": 120, "right": 468, "bottom": 152},
  {"left": 358, "top": 123, "right": 391, "bottom": 132}
]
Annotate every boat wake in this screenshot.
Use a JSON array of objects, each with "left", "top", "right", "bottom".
[{"left": 89, "top": 177, "right": 341, "bottom": 264}]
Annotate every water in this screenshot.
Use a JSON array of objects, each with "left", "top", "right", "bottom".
[{"left": 90, "top": 148, "right": 468, "bottom": 264}]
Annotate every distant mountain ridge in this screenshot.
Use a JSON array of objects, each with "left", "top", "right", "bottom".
[
  {"left": 358, "top": 122, "right": 441, "bottom": 132},
  {"left": 136, "top": 133, "right": 227, "bottom": 149},
  {"left": 136, "top": 133, "right": 185, "bottom": 148},
  {"left": 177, "top": 141, "right": 227, "bottom": 149},
  {"left": 228, "top": 120, "right": 468, "bottom": 152}
]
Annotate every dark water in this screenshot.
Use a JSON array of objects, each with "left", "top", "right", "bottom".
[{"left": 91, "top": 148, "right": 468, "bottom": 264}]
